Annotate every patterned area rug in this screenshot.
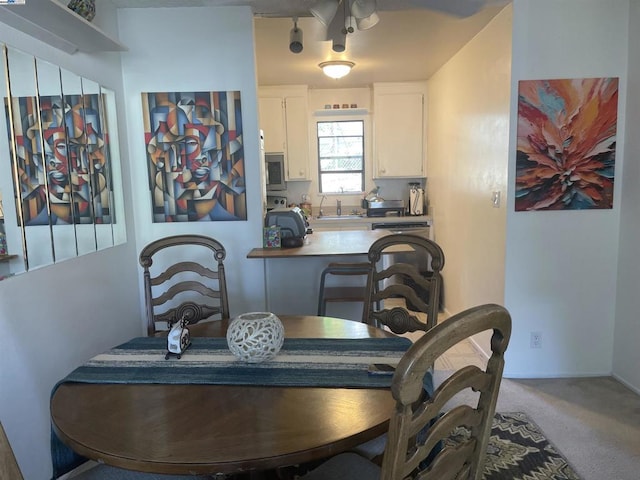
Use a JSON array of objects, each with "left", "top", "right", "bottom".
[{"left": 447, "top": 412, "right": 581, "bottom": 480}]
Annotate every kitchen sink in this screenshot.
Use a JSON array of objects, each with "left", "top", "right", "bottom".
[{"left": 315, "top": 214, "right": 366, "bottom": 220}]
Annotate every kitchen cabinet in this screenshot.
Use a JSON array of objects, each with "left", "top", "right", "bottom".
[
  {"left": 373, "top": 82, "right": 427, "bottom": 178},
  {"left": 258, "top": 96, "right": 286, "bottom": 152},
  {"left": 258, "top": 86, "right": 310, "bottom": 181},
  {"left": 283, "top": 95, "right": 310, "bottom": 180}
]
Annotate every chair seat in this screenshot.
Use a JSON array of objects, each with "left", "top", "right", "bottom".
[
  {"left": 299, "top": 452, "right": 381, "bottom": 480},
  {"left": 350, "top": 433, "right": 387, "bottom": 463},
  {"left": 73, "top": 464, "right": 211, "bottom": 479}
]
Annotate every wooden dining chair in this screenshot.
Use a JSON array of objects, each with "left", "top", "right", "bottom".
[
  {"left": 316, "top": 261, "right": 371, "bottom": 316},
  {"left": 299, "top": 303, "right": 512, "bottom": 480},
  {"left": 362, "top": 233, "right": 445, "bottom": 334},
  {"left": 1, "top": 422, "right": 23, "bottom": 480},
  {"left": 139, "top": 234, "right": 230, "bottom": 335}
]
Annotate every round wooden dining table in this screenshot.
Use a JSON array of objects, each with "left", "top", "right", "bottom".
[{"left": 50, "top": 315, "right": 397, "bottom": 476}]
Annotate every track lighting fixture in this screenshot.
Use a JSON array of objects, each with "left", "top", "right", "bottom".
[
  {"left": 289, "top": 17, "right": 303, "bottom": 54},
  {"left": 332, "top": 32, "right": 346, "bottom": 53},
  {"left": 311, "top": 0, "right": 380, "bottom": 53},
  {"left": 310, "top": 0, "right": 340, "bottom": 27}
]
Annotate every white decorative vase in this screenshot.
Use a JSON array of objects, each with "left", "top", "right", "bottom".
[{"left": 226, "top": 312, "right": 284, "bottom": 363}]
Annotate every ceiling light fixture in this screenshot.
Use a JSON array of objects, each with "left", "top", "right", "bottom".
[
  {"left": 355, "top": 10, "right": 379, "bottom": 30},
  {"left": 350, "top": 0, "right": 376, "bottom": 19},
  {"left": 311, "top": 0, "right": 381, "bottom": 52},
  {"left": 319, "top": 60, "right": 355, "bottom": 79},
  {"left": 310, "top": 0, "right": 340, "bottom": 27}
]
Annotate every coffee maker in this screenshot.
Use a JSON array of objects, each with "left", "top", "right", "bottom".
[{"left": 408, "top": 183, "right": 425, "bottom": 216}]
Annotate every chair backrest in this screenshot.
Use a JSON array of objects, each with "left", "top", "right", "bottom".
[
  {"left": 139, "top": 234, "right": 230, "bottom": 335},
  {"left": 1, "top": 422, "right": 24, "bottom": 480},
  {"left": 362, "top": 233, "right": 445, "bottom": 333},
  {"left": 380, "top": 303, "right": 512, "bottom": 480}
]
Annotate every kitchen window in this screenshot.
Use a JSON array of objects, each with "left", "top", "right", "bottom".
[{"left": 317, "top": 120, "right": 364, "bottom": 193}]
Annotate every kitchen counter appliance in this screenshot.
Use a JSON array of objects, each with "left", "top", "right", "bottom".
[
  {"left": 265, "top": 153, "right": 286, "bottom": 191},
  {"left": 264, "top": 207, "right": 309, "bottom": 247},
  {"left": 266, "top": 195, "right": 287, "bottom": 211},
  {"left": 366, "top": 200, "right": 405, "bottom": 217}
]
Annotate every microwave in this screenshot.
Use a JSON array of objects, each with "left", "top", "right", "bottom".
[{"left": 265, "top": 153, "right": 286, "bottom": 191}]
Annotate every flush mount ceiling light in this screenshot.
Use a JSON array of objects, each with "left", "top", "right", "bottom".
[{"left": 319, "top": 60, "right": 355, "bottom": 79}]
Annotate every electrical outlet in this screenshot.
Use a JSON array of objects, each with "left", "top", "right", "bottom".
[{"left": 530, "top": 332, "right": 542, "bottom": 349}]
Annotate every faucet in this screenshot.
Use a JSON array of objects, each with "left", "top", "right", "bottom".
[
  {"left": 319, "top": 195, "right": 327, "bottom": 217},
  {"left": 336, "top": 200, "right": 342, "bottom": 216}
]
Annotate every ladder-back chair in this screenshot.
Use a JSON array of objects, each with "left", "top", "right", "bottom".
[
  {"left": 300, "top": 303, "right": 512, "bottom": 480},
  {"left": 363, "top": 233, "right": 445, "bottom": 334},
  {"left": 139, "top": 234, "right": 230, "bottom": 335}
]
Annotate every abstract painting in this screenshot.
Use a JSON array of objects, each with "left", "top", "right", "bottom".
[
  {"left": 515, "top": 77, "right": 618, "bottom": 211},
  {"left": 141, "top": 91, "right": 246, "bottom": 222},
  {"left": 5, "top": 93, "right": 114, "bottom": 225}
]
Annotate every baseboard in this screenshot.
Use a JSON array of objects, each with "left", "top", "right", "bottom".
[
  {"left": 502, "top": 371, "right": 612, "bottom": 379},
  {"left": 468, "top": 336, "right": 490, "bottom": 360},
  {"left": 612, "top": 373, "right": 640, "bottom": 395},
  {"left": 440, "top": 306, "right": 452, "bottom": 321}
]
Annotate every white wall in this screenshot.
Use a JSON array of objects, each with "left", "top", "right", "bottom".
[
  {"left": 504, "top": 0, "right": 628, "bottom": 377},
  {"left": 117, "top": 7, "right": 267, "bottom": 319},
  {"left": 427, "top": 6, "right": 512, "bottom": 350},
  {"left": 613, "top": 1, "right": 640, "bottom": 391},
  {"left": 0, "top": 4, "right": 143, "bottom": 479}
]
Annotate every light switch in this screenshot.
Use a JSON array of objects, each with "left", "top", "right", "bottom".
[{"left": 492, "top": 191, "right": 501, "bottom": 208}]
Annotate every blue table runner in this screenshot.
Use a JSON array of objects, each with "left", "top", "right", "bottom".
[
  {"left": 63, "top": 336, "right": 413, "bottom": 388},
  {"left": 51, "top": 336, "right": 414, "bottom": 479}
]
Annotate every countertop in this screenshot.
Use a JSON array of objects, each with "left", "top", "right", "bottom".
[{"left": 247, "top": 229, "right": 394, "bottom": 258}]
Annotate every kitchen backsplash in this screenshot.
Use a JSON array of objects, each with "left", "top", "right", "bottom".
[{"left": 285, "top": 178, "right": 427, "bottom": 214}]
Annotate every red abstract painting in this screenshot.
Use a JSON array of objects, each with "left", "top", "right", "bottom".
[{"left": 516, "top": 78, "right": 618, "bottom": 211}]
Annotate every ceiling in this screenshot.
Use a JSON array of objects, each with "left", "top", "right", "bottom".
[{"left": 109, "top": 0, "right": 508, "bottom": 89}]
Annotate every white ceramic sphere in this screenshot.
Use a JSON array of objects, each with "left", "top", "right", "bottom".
[{"left": 226, "top": 312, "right": 284, "bottom": 363}]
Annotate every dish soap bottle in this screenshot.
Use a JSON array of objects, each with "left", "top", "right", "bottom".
[{"left": 300, "top": 194, "right": 312, "bottom": 218}]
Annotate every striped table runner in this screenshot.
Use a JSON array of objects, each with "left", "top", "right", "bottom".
[{"left": 61, "top": 336, "right": 413, "bottom": 388}]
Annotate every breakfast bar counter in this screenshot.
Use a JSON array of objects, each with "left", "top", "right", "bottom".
[
  {"left": 248, "top": 229, "right": 397, "bottom": 320},
  {"left": 247, "top": 229, "right": 392, "bottom": 259}
]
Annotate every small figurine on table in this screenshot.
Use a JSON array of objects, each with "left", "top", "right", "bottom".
[{"left": 166, "top": 315, "right": 191, "bottom": 360}]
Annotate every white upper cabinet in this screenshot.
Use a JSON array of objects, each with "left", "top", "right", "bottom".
[
  {"left": 258, "top": 86, "right": 310, "bottom": 181},
  {"left": 373, "top": 82, "right": 427, "bottom": 178},
  {"left": 259, "top": 96, "right": 286, "bottom": 152},
  {"left": 284, "top": 95, "right": 310, "bottom": 180}
]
